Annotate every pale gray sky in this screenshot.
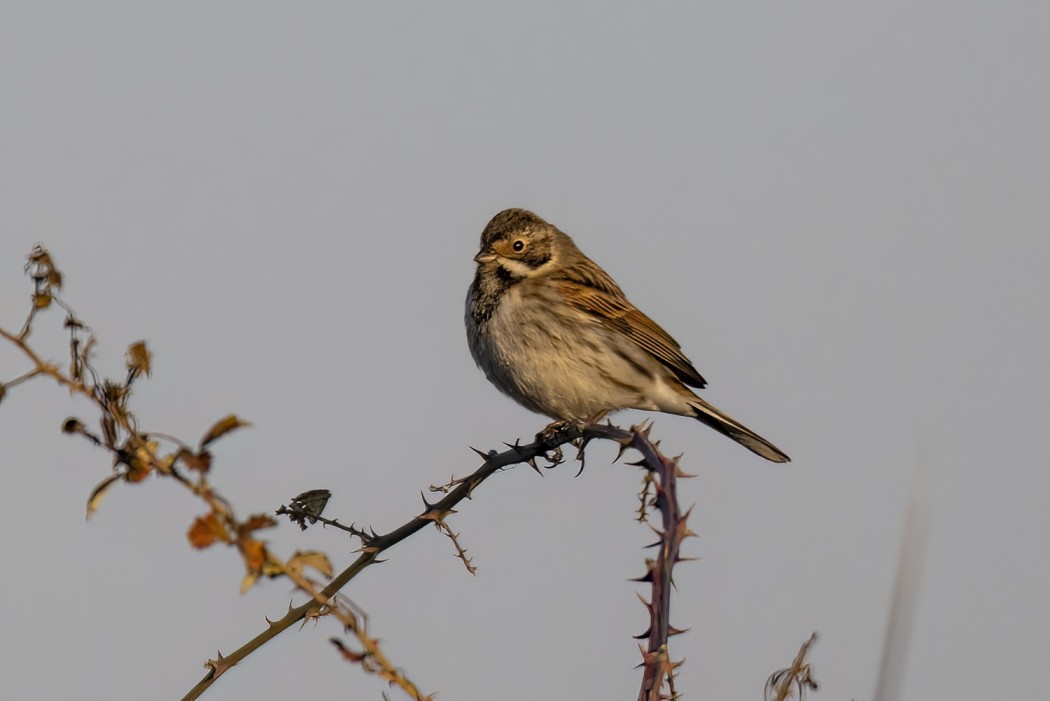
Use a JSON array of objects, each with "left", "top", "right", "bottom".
[{"left": 1, "top": 3, "right": 1048, "bottom": 700}]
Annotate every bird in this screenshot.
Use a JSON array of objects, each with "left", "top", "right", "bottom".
[{"left": 464, "top": 208, "right": 790, "bottom": 463}]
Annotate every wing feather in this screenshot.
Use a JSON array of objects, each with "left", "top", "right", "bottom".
[{"left": 552, "top": 275, "right": 707, "bottom": 388}]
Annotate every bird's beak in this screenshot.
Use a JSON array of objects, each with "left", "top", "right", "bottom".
[{"left": 474, "top": 250, "right": 497, "bottom": 264}]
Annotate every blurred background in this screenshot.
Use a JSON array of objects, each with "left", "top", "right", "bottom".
[{"left": 1, "top": 3, "right": 1047, "bottom": 700}]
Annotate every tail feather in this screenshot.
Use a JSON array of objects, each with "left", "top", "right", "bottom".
[{"left": 688, "top": 397, "right": 790, "bottom": 463}]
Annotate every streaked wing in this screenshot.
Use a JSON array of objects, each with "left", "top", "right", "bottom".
[{"left": 552, "top": 276, "right": 708, "bottom": 388}]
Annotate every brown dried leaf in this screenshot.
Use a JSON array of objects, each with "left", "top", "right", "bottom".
[
  {"left": 177, "top": 448, "right": 212, "bottom": 473},
  {"left": 86, "top": 473, "right": 122, "bottom": 519},
  {"left": 200, "top": 414, "right": 251, "bottom": 449},
  {"left": 240, "top": 538, "right": 267, "bottom": 573},
  {"left": 188, "top": 513, "right": 232, "bottom": 549},
  {"left": 239, "top": 514, "right": 278, "bottom": 536},
  {"left": 33, "top": 293, "right": 52, "bottom": 309},
  {"left": 126, "top": 340, "right": 152, "bottom": 379},
  {"left": 287, "top": 550, "right": 334, "bottom": 579}
]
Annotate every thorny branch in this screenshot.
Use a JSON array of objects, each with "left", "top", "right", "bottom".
[{"left": 2, "top": 245, "right": 815, "bottom": 701}]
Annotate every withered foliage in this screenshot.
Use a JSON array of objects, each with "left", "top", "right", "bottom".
[{"left": 1, "top": 245, "right": 816, "bottom": 701}]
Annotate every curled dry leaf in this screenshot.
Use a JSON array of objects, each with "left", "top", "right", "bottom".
[
  {"left": 287, "top": 550, "right": 334, "bottom": 579},
  {"left": 188, "top": 513, "right": 232, "bottom": 549},
  {"left": 86, "top": 473, "right": 122, "bottom": 519},
  {"left": 199, "top": 414, "right": 251, "bottom": 449},
  {"left": 280, "top": 488, "right": 332, "bottom": 530}
]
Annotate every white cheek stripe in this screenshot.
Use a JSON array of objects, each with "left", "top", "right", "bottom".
[{"left": 498, "top": 252, "right": 558, "bottom": 278}]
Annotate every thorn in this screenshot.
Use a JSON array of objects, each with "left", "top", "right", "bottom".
[
  {"left": 612, "top": 441, "right": 632, "bottom": 463},
  {"left": 468, "top": 446, "right": 491, "bottom": 460},
  {"left": 668, "top": 626, "right": 691, "bottom": 636},
  {"left": 628, "top": 571, "right": 654, "bottom": 583},
  {"left": 526, "top": 457, "right": 542, "bottom": 476},
  {"left": 633, "top": 628, "right": 653, "bottom": 640},
  {"left": 420, "top": 491, "right": 434, "bottom": 510},
  {"left": 634, "top": 643, "right": 664, "bottom": 669}
]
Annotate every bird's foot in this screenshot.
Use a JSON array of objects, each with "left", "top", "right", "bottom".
[{"left": 536, "top": 420, "right": 576, "bottom": 444}]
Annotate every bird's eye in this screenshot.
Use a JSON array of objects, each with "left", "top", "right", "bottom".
[{"left": 511, "top": 239, "right": 526, "bottom": 252}]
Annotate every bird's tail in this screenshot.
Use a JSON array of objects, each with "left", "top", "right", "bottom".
[{"left": 688, "top": 397, "right": 790, "bottom": 463}]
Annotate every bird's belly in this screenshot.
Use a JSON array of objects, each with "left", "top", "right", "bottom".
[{"left": 476, "top": 295, "right": 661, "bottom": 420}]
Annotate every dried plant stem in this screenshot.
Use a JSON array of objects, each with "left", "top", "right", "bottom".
[
  {"left": 183, "top": 424, "right": 622, "bottom": 699},
  {"left": 5, "top": 248, "right": 701, "bottom": 701}
]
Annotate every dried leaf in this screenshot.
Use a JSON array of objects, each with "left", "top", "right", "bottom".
[
  {"left": 125, "top": 340, "right": 152, "bottom": 379},
  {"left": 86, "top": 473, "right": 122, "bottom": 519},
  {"left": 240, "top": 571, "right": 259, "bottom": 595},
  {"left": 177, "top": 448, "right": 212, "bottom": 473},
  {"left": 199, "top": 414, "right": 251, "bottom": 449},
  {"left": 261, "top": 558, "right": 285, "bottom": 577},
  {"left": 240, "top": 538, "right": 267, "bottom": 573},
  {"left": 33, "top": 293, "right": 52, "bottom": 309},
  {"left": 288, "top": 550, "right": 334, "bottom": 579},
  {"left": 124, "top": 439, "right": 159, "bottom": 483},
  {"left": 287, "top": 489, "right": 331, "bottom": 528},
  {"left": 331, "top": 639, "right": 368, "bottom": 663},
  {"left": 240, "top": 514, "right": 278, "bottom": 536},
  {"left": 188, "top": 513, "right": 232, "bottom": 549}
]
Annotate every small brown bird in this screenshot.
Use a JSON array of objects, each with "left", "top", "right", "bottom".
[{"left": 465, "top": 208, "right": 789, "bottom": 463}]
